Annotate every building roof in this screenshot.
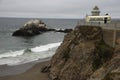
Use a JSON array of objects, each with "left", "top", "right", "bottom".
[{"left": 93, "top": 6, "right": 99, "bottom": 10}]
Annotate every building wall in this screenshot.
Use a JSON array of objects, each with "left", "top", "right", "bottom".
[{"left": 103, "top": 29, "right": 120, "bottom": 47}]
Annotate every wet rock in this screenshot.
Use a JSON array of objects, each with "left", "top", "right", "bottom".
[
  {"left": 12, "top": 20, "right": 48, "bottom": 36},
  {"left": 56, "top": 29, "right": 73, "bottom": 33},
  {"left": 12, "top": 19, "right": 72, "bottom": 37}
]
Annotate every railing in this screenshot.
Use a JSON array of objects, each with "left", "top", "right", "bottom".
[{"left": 77, "top": 21, "right": 120, "bottom": 30}]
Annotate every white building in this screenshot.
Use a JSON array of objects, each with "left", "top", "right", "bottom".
[{"left": 85, "top": 6, "right": 111, "bottom": 23}]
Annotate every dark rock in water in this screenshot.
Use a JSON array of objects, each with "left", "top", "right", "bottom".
[
  {"left": 12, "top": 28, "right": 41, "bottom": 36},
  {"left": 12, "top": 19, "right": 72, "bottom": 37},
  {"left": 49, "top": 25, "right": 120, "bottom": 80},
  {"left": 12, "top": 20, "right": 55, "bottom": 36},
  {"left": 56, "top": 29, "right": 73, "bottom": 33},
  {"left": 24, "top": 48, "right": 32, "bottom": 53},
  {"left": 64, "top": 29, "right": 73, "bottom": 33}
]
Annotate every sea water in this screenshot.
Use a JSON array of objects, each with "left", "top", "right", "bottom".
[{"left": 0, "top": 18, "right": 78, "bottom": 66}]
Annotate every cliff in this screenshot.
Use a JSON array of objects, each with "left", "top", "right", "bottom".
[{"left": 49, "top": 25, "right": 120, "bottom": 80}]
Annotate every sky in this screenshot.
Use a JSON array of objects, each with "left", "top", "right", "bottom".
[{"left": 0, "top": 0, "right": 119, "bottom": 18}]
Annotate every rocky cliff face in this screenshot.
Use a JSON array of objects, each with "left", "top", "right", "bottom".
[
  {"left": 49, "top": 25, "right": 120, "bottom": 80},
  {"left": 89, "top": 40, "right": 120, "bottom": 80}
]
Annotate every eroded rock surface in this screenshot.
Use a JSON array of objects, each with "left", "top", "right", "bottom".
[{"left": 49, "top": 25, "right": 120, "bottom": 80}]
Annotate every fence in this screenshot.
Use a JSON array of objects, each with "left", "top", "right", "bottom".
[{"left": 77, "top": 21, "right": 120, "bottom": 29}]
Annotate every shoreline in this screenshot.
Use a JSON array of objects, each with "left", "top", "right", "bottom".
[{"left": 0, "top": 59, "right": 50, "bottom": 80}]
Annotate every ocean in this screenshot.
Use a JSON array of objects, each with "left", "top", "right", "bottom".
[{"left": 0, "top": 17, "right": 78, "bottom": 66}]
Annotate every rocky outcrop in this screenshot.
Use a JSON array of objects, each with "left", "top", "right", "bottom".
[
  {"left": 12, "top": 20, "right": 54, "bottom": 36},
  {"left": 89, "top": 39, "right": 120, "bottom": 80},
  {"left": 49, "top": 25, "right": 120, "bottom": 80},
  {"left": 12, "top": 20, "right": 72, "bottom": 36}
]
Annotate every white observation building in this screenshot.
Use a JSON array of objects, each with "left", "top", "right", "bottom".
[{"left": 85, "top": 6, "right": 111, "bottom": 23}]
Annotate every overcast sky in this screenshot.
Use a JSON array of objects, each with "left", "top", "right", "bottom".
[{"left": 0, "top": 0, "right": 119, "bottom": 18}]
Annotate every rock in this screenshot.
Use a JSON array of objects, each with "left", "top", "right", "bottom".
[
  {"left": 41, "top": 65, "right": 51, "bottom": 73},
  {"left": 89, "top": 48, "right": 120, "bottom": 80},
  {"left": 12, "top": 20, "right": 48, "bottom": 36},
  {"left": 56, "top": 29, "right": 73, "bottom": 33},
  {"left": 24, "top": 48, "right": 32, "bottom": 53},
  {"left": 49, "top": 25, "right": 119, "bottom": 80},
  {"left": 12, "top": 19, "right": 73, "bottom": 36},
  {"left": 116, "top": 38, "right": 120, "bottom": 45},
  {"left": 12, "top": 28, "right": 41, "bottom": 36}
]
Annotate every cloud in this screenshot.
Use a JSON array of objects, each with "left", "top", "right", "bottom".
[{"left": 0, "top": 0, "right": 119, "bottom": 18}]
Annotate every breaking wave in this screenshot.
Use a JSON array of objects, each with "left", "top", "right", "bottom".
[{"left": 0, "top": 42, "right": 61, "bottom": 65}]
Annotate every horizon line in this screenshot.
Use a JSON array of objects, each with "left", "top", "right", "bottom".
[{"left": 0, "top": 16, "right": 120, "bottom": 19}]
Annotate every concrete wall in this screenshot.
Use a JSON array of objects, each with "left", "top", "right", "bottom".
[{"left": 103, "top": 29, "right": 120, "bottom": 47}]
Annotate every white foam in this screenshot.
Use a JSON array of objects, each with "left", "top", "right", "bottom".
[
  {"left": 0, "top": 50, "right": 24, "bottom": 58},
  {"left": 31, "top": 42, "right": 61, "bottom": 52},
  {"left": 0, "top": 42, "right": 61, "bottom": 65},
  {"left": 0, "top": 58, "right": 22, "bottom": 65}
]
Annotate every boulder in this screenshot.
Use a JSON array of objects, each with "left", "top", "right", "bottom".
[
  {"left": 12, "top": 28, "right": 41, "bottom": 36},
  {"left": 12, "top": 20, "right": 48, "bottom": 36},
  {"left": 12, "top": 19, "right": 72, "bottom": 36}
]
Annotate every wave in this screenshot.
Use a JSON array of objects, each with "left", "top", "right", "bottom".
[
  {"left": 0, "top": 50, "right": 24, "bottom": 58},
  {"left": 0, "top": 42, "right": 61, "bottom": 58},
  {"left": 31, "top": 42, "right": 61, "bottom": 52},
  {"left": 0, "top": 42, "right": 61, "bottom": 64}
]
